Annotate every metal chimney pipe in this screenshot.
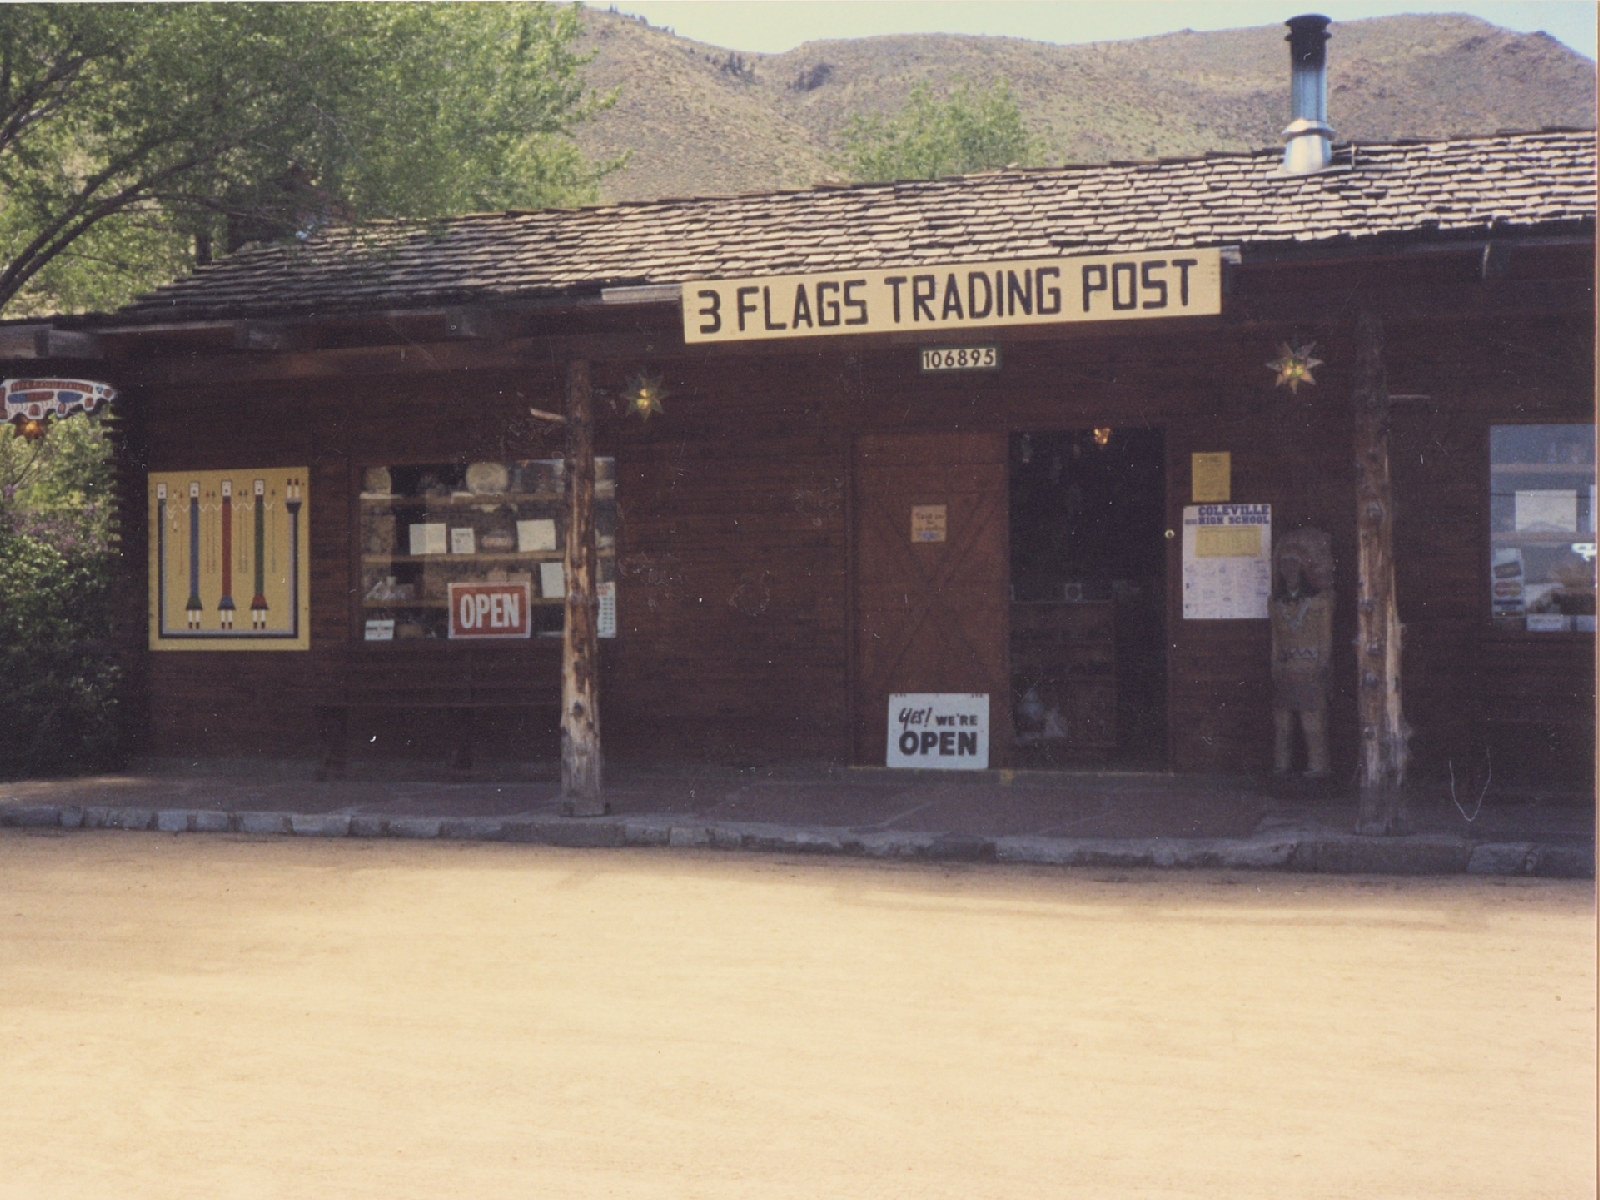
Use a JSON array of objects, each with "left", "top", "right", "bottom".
[{"left": 1282, "top": 14, "right": 1334, "bottom": 173}]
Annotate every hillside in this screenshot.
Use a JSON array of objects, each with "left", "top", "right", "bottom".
[{"left": 573, "top": 7, "right": 1597, "bottom": 203}]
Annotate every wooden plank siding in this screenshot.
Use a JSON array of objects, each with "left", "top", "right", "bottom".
[{"left": 108, "top": 252, "right": 1593, "bottom": 782}]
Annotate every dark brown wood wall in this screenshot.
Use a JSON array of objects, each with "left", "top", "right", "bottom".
[
  {"left": 114, "top": 248, "right": 1594, "bottom": 781},
  {"left": 121, "top": 349, "right": 857, "bottom": 765},
  {"left": 598, "top": 351, "right": 854, "bottom": 761},
  {"left": 1386, "top": 312, "right": 1596, "bottom": 784}
]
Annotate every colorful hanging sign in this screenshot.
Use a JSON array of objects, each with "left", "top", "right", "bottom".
[
  {"left": 147, "top": 468, "right": 310, "bottom": 650},
  {"left": 4, "top": 377, "right": 115, "bottom": 425}
]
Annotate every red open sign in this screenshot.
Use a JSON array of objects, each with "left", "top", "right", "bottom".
[{"left": 447, "top": 581, "right": 533, "bottom": 639}]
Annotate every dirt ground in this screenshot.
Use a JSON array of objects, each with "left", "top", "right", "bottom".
[{"left": 1, "top": 831, "right": 1593, "bottom": 1200}]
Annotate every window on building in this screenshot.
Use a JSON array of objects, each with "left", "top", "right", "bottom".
[
  {"left": 1489, "top": 425, "right": 1595, "bottom": 633},
  {"left": 357, "top": 458, "right": 615, "bottom": 642}
]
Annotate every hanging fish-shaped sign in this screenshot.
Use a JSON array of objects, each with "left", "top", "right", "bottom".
[{"left": 4, "top": 377, "right": 117, "bottom": 436}]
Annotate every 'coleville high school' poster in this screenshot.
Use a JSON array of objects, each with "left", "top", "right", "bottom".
[{"left": 147, "top": 469, "right": 310, "bottom": 650}]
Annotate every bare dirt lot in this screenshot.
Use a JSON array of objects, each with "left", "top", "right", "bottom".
[{"left": 2, "top": 831, "right": 1593, "bottom": 1199}]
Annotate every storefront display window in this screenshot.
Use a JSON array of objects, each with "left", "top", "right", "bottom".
[
  {"left": 358, "top": 458, "right": 615, "bottom": 641},
  {"left": 1489, "top": 425, "right": 1595, "bottom": 632}
]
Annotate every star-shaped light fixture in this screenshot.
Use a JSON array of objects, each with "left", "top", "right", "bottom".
[
  {"left": 1267, "top": 338, "right": 1323, "bottom": 394},
  {"left": 620, "top": 373, "right": 667, "bottom": 421}
]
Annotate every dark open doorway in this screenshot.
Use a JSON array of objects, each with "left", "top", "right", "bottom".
[{"left": 1009, "top": 428, "right": 1167, "bottom": 769}]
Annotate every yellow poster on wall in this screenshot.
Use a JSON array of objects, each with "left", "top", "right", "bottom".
[{"left": 148, "top": 468, "right": 310, "bottom": 650}]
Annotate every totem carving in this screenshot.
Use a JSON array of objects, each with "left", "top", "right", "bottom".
[{"left": 1271, "top": 527, "right": 1334, "bottom": 778}]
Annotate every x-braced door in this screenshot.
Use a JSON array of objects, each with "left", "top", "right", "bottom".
[{"left": 852, "top": 432, "right": 1010, "bottom": 765}]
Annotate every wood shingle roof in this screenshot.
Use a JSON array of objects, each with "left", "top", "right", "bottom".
[{"left": 115, "top": 130, "right": 1596, "bottom": 324}]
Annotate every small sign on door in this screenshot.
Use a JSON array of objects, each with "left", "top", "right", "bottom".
[
  {"left": 887, "top": 693, "right": 989, "bottom": 770},
  {"left": 911, "top": 504, "right": 947, "bottom": 543}
]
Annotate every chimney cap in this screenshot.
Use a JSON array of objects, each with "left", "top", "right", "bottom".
[{"left": 1286, "top": 14, "right": 1332, "bottom": 62}]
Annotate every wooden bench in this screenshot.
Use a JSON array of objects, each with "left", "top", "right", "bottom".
[
  {"left": 1472, "top": 633, "right": 1595, "bottom": 786},
  {"left": 310, "top": 645, "right": 562, "bottom": 777}
]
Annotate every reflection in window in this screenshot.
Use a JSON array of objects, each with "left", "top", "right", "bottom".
[
  {"left": 1489, "top": 425, "right": 1595, "bottom": 632},
  {"left": 357, "top": 459, "right": 615, "bottom": 642}
]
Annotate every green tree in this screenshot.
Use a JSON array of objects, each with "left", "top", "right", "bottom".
[
  {"left": 0, "top": 413, "right": 120, "bottom": 776},
  {"left": 838, "top": 78, "right": 1038, "bottom": 183},
  {"left": 0, "top": 2, "right": 616, "bottom": 316}
]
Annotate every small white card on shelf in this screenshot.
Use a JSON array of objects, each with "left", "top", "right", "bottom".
[
  {"left": 450, "top": 527, "right": 476, "bottom": 555},
  {"left": 1526, "top": 613, "right": 1570, "bottom": 632},
  {"left": 540, "top": 561, "right": 566, "bottom": 598},
  {"left": 1515, "top": 489, "right": 1578, "bottom": 533},
  {"left": 517, "top": 518, "right": 557, "bottom": 553},
  {"left": 409, "top": 523, "right": 447, "bottom": 555}
]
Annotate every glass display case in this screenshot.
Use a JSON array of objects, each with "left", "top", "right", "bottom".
[
  {"left": 1489, "top": 425, "right": 1595, "bottom": 633},
  {"left": 357, "top": 458, "right": 615, "bottom": 641}
]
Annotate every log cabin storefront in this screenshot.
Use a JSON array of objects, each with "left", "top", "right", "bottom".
[{"left": 10, "top": 29, "right": 1594, "bottom": 819}]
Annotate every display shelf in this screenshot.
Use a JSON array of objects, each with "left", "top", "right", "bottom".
[
  {"left": 1010, "top": 600, "right": 1117, "bottom": 752},
  {"left": 362, "top": 552, "right": 568, "bottom": 565},
  {"left": 362, "top": 598, "right": 565, "bottom": 610},
  {"left": 358, "top": 457, "right": 615, "bottom": 643},
  {"left": 1489, "top": 462, "right": 1593, "bottom": 477},
  {"left": 1490, "top": 531, "right": 1597, "bottom": 546},
  {"left": 360, "top": 487, "right": 613, "bottom": 506}
]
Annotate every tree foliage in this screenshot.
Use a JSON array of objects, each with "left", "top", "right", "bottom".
[
  {"left": 0, "top": 2, "right": 616, "bottom": 316},
  {"left": 0, "top": 414, "right": 120, "bottom": 776},
  {"left": 838, "top": 78, "right": 1038, "bottom": 183}
]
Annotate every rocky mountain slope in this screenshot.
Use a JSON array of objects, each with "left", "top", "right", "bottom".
[{"left": 572, "top": 7, "right": 1596, "bottom": 203}]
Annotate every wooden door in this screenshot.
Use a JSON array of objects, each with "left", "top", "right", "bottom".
[{"left": 852, "top": 433, "right": 1010, "bottom": 765}]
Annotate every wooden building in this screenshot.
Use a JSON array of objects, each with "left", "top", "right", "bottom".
[{"left": 10, "top": 100, "right": 1594, "bottom": 791}]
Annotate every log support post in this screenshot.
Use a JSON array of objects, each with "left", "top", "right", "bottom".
[
  {"left": 561, "top": 357, "right": 604, "bottom": 815},
  {"left": 1352, "top": 313, "right": 1410, "bottom": 834}
]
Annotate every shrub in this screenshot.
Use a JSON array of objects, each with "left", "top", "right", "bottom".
[{"left": 0, "top": 418, "right": 122, "bottom": 776}]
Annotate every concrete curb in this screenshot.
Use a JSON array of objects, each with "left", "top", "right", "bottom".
[{"left": 0, "top": 804, "right": 1591, "bottom": 878}]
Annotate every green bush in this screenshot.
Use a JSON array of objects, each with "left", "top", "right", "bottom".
[{"left": 0, "top": 418, "right": 122, "bottom": 776}]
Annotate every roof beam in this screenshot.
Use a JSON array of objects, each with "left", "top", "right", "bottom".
[{"left": 0, "top": 325, "right": 103, "bottom": 360}]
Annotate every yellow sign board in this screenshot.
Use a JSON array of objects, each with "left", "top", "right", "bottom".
[
  {"left": 1194, "top": 524, "right": 1264, "bottom": 558},
  {"left": 1191, "top": 452, "right": 1232, "bottom": 503},
  {"left": 148, "top": 468, "right": 310, "bottom": 650},
  {"left": 682, "top": 249, "right": 1223, "bottom": 344},
  {"left": 911, "top": 504, "right": 947, "bottom": 543}
]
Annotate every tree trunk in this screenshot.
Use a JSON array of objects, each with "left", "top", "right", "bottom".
[
  {"left": 1352, "top": 313, "right": 1410, "bottom": 834},
  {"left": 561, "top": 357, "right": 604, "bottom": 815}
]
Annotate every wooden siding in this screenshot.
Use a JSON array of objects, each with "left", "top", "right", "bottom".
[{"left": 109, "top": 252, "right": 1594, "bottom": 781}]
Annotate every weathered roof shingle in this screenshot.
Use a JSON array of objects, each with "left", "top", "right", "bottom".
[{"left": 115, "top": 130, "right": 1596, "bottom": 324}]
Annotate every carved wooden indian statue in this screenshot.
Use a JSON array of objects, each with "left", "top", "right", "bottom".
[{"left": 1270, "top": 527, "right": 1334, "bottom": 778}]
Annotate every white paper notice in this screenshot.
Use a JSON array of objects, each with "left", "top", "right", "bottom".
[
  {"left": 449, "top": 527, "right": 476, "bottom": 555},
  {"left": 539, "top": 561, "right": 566, "bottom": 598},
  {"left": 1182, "top": 504, "right": 1271, "bottom": 619},
  {"left": 1515, "top": 489, "right": 1578, "bottom": 533},
  {"left": 598, "top": 581, "right": 616, "bottom": 638},
  {"left": 408, "top": 523, "right": 447, "bottom": 556},
  {"left": 517, "top": 518, "right": 557, "bottom": 552}
]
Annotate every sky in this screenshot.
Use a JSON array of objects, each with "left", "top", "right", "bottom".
[{"left": 598, "top": 1, "right": 1597, "bottom": 59}]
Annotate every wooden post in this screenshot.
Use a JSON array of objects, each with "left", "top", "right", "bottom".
[
  {"left": 1352, "top": 313, "right": 1410, "bottom": 834},
  {"left": 561, "top": 357, "right": 604, "bottom": 815}
]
